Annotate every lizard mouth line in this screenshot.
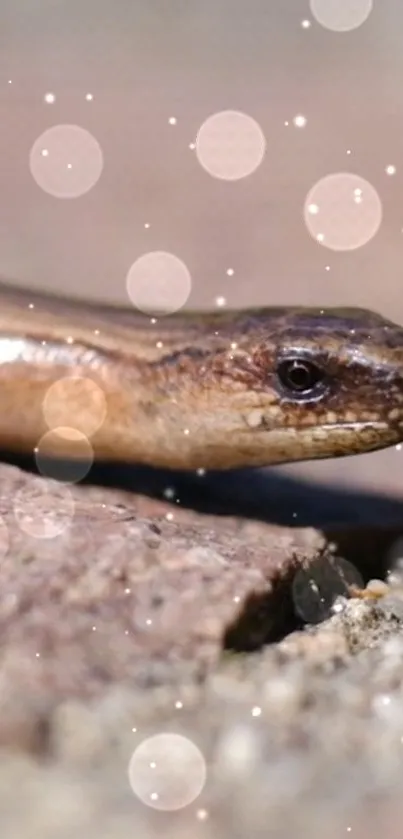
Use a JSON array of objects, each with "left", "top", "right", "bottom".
[
  {"left": 243, "top": 420, "right": 390, "bottom": 434},
  {"left": 294, "top": 420, "right": 389, "bottom": 432}
]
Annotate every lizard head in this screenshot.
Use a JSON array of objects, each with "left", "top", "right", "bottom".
[
  {"left": 206, "top": 305, "right": 403, "bottom": 468},
  {"left": 149, "top": 306, "right": 403, "bottom": 470}
]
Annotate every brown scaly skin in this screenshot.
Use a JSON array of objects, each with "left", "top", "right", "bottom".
[{"left": 0, "top": 281, "right": 402, "bottom": 469}]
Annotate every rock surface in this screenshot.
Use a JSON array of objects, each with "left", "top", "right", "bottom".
[{"left": 0, "top": 463, "right": 403, "bottom": 838}]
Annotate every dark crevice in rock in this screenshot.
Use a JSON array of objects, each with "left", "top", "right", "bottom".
[
  {"left": 223, "top": 530, "right": 400, "bottom": 652},
  {"left": 223, "top": 568, "right": 303, "bottom": 651}
]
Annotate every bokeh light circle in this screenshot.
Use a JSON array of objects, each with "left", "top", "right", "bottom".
[
  {"left": 126, "top": 251, "right": 192, "bottom": 315},
  {"left": 29, "top": 124, "right": 103, "bottom": 198},
  {"left": 128, "top": 733, "right": 206, "bottom": 811},
  {"left": 309, "top": 0, "right": 373, "bottom": 31},
  {"left": 13, "top": 477, "right": 75, "bottom": 539},
  {"left": 42, "top": 376, "right": 107, "bottom": 438},
  {"left": 35, "top": 428, "right": 94, "bottom": 483},
  {"left": 304, "top": 173, "right": 382, "bottom": 251},
  {"left": 195, "top": 110, "right": 266, "bottom": 180},
  {"left": 292, "top": 555, "right": 364, "bottom": 624}
]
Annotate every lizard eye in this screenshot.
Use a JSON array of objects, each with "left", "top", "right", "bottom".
[{"left": 276, "top": 358, "right": 324, "bottom": 395}]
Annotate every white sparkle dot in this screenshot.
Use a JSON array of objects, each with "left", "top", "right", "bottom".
[
  {"left": 308, "top": 203, "right": 319, "bottom": 215},
  {"left": 166, "top": 512, "right": 174, "bottom": 521},
  {"left": 44, "top": 92, "right": 56, "bottom": 104},
  {"left": 189, "top": 142, "right": 196, "bottom": 150},
  {"left": 85, "top": 93, "right": 93, "bottom": 101},
  {"left": 226, "top": 268, "right": 234, "bottom": 276},
  {"left": 251, "top": 706, "right": 262, "bottom": 717},
  {"left": 41, "top": 149, "right": 49, "bottom": 157},
  {"left": 301, "top": 19, "right": 312, "bottom": 28},
  {"left": 386, "top": 164, "right": 396, "bottom": 175},
  {"left": 216, "top": 296, "right": 227, "bottom": 307},
  {"left": 168, "top": 117, "right": 177, "bottom": 125},
  {"left": 184, "top": 428, "right": 190, "bottom": 436},
  {"left": 293, "top": 114, "right": 307, "bottom": 128},
  {"left": 316, "top": 233, "right": 325, "bottom": 242},
  {"left": 347, "top": 149, "right": 352, "bottom": 155},
  {"left": 175, "top": 701, "right": 183, "bottom": 709}
]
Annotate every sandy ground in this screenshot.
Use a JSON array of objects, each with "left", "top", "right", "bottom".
[{"left": 0, "top": 462, "right": 403, "bottom": 838}]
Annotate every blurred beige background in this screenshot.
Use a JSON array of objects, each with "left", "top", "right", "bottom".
[{"left": 1, "top": 0, "right": 403, "bottom": 496}]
